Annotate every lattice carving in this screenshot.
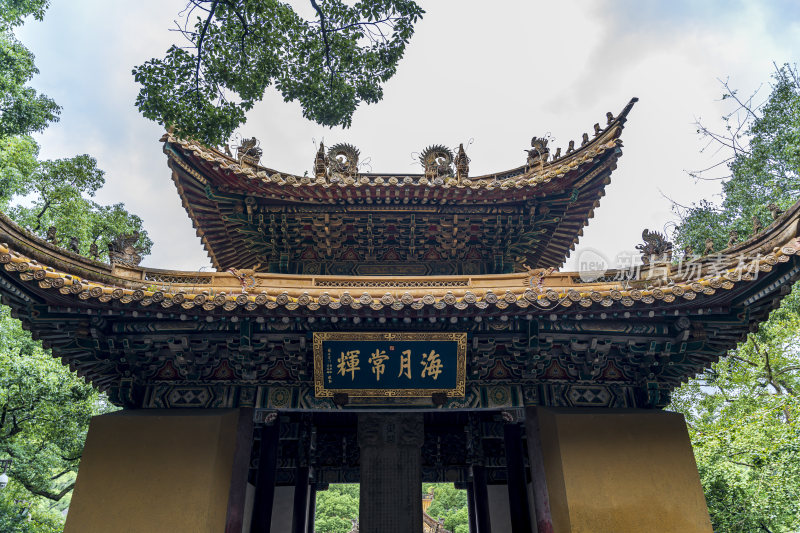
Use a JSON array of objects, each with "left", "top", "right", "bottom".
[
  {"left": 314, "top": 279, "right": 469, "bottom": 288},
  {"left": 143, "top": 273, "right": 212, "bottom": 285}
]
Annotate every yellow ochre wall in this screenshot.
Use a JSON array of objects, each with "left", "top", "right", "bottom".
[
  {"left": 65, "top": 409, "right": 242, "bottom": 533},
  {"left": 531, "top": 408, "right": 713, "bottom": 533}
]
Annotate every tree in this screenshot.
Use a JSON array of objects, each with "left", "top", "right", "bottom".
[
  {"left": 670, "top": 64, "right": 800, "bottom": 532},
  {"left": 2, "top": 137, "right": 152, "bottom": 259},
  {"left": 0, "top": 141, "right": 150, "bottom": 525},
  {"left": 0, "top": 0, "right": 60, "bottom": 138},
  {"left": 133, "top": 0, "right": 424, "bottom": 146},
  {"left": 423, "top": 483, "right": 469, "bottom": 533},
  {"left": 0, "top": 307, "right": 113, "bottom": 500},
  {"left": 0, "top": 492, "right": 63, "bottom": 533},
  {"left": 673, "top": 65, "right": 800, "bottom": 254},
  {"left": 0, "top": 135, "right": 37, "bottom": 206},
  {"left": 0, "top": 2, "right": 152, "bottom": 529},
  {"left": 671, "top": 289, "right": 800, "bottom": 532},
  {"left": 315, "top": 484, "right": 359, "bottom": 533},
  {"left": 670, "top": 289, "right": 800, "bottom": 531}
]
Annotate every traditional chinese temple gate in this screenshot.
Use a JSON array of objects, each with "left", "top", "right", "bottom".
[{"left": 2, "top": 98, "right": 799, "bottom": 532}]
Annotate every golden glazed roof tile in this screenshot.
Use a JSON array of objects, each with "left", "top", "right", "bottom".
[
  {"left": 164, "top": 135, "right": 622, "bottom": 191},
  {"left": 2, "top": 236, "right": 798, "bottom": 314}
]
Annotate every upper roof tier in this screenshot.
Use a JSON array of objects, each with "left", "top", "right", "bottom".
[{"left": 164, "top": 99, "right": 638, "bottom": 275}]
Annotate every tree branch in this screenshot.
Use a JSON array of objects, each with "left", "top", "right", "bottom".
[
  {"left": 331, "top": 16, "right": 397, "bottom": 33},
  {"left": 50, "top": 467, "right": 74, "bottom": 481},
  {"left": 194, "top": 0, "right": 219, "bottom": 107},
  {"left": 32, "top": 197, "right": 52, "bottom": 231},
  {"left": 718, "top": 77, "right": 762, "bottom": 121},
  {"left": 17, "top": 478, "right": 75, "bottom": 501},
  {"left": 309, "top": 0, "right": 333, "bottom": 87},
  {"left": 731, "top": 355, "right": 758, "bottom": 367},
  {"left": 774, "top": 365, "right": 800, "bottom": 376},
  {"left": 219, "top": 0, "right": 249, "bottom": 63}
]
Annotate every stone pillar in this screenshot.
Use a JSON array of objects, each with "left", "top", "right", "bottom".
[
  {"left": 270, "top": 487, "right": 295, "bottom": 532},
  {"left": 253, "top": 421, "right": 280, "bottom": 532},
  {"left": 472, "top": 465, "right": 491, "bottom": 533},
  {"left": 525, "top": 407, "right": 713, "bottom": 533},
  {"left": 487, "top": 484, "right": 512, "bottom": 532},
  {"left": 466, "top": 483, "right": 478, "bottom": 533},
  {"left": 242, "top": 483, "right": 256, "bottom": 533},
  {"left": 307, "top": 483, "right": 318, "bottom": 533},
  {"left": 292, "top": 466, "right": 310, "bottom": 533},
  {"left": 504, "top": 422, "right": 533, "bottom": 533},
  {"left": 526, "top": 480, "right": 538, "bottom": 531},
  {"left": 65, "top": 408, "right": 252, "bottom": 533},
  {"left": 358, "top": 413, "right": 424, "bottom": 533}
]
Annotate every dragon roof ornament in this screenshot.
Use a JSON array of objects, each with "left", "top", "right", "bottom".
[
  {"left": 327, "top": 143, "right": 360, "bottom": 181},
  {"left": 636, "top": 229, "right": 673, "bottom": 264},
  {"left": 419, "top": 145, "right": 454, "bottom": 181},
  {"left": 236, "top": 137, "right": 262, "bottom": 167},
  {"left": 312, "top": 142, "right": 361, "bottom": 182},
  {"left": 525, "top": 137, "right": 550, "bottom": 172},
  {"left": 108, "top": 232, "right": 142, "bottom": 267}
]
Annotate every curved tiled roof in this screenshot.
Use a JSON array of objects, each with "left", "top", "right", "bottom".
[
  {"left": 164, "top": 131, "right": 622, "bottom": 191},
  {"left": 163, "top": 99, "right": 638, "bottom": 273}
]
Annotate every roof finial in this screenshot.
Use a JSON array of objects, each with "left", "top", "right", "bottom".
[
  {"left": 704, "top": 238, "right": 715, "bottom": 255},
  {"left": 636, "top": 229, "right": 672, "bottom": 264},
  {"left": 46, "top": 226, "right": 58, "bottom": 245},
  {"left": 327, "top": 143, "right": 360, "bottom": 182},
  {"left": 108, "top": 233, "right": 142, "bottom": 267},
  {"left": 751, "top": 215, "right": 762, "bottom": 234},
  {"left": 314, "top": 141, "right": 327, "bottom": 179},
  {"left": 419, "top": 145, "right": 454, "bottom": 182},
  {"left": 237, "top": 137, "right": 262, "bottom": 167},
  {"left": 727, "top": 230, "right": 738, "bottom": 248},
  {"left": 525, "top": 137, "right": 549, "bottom": 172},
  {"left": 455, "top": 143, "right": 470, "bottom": 183}
]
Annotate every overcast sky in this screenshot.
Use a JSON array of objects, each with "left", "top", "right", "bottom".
[{"left": 17, "top": 1, "right": 800, "bottom": 272}]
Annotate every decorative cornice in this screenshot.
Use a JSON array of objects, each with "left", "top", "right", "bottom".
[{"left": 2, "top": 236, "right": 798, "bottom": 314}]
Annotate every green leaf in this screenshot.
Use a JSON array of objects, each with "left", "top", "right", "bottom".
[{"left": 133, "top": 0, "right": 424, "bottom": 145}]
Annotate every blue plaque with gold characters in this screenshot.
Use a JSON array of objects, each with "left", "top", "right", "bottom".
[{"left": 313, "top": 332, "right": 467, "bottom": 398}]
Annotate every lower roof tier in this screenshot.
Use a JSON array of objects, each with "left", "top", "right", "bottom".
[{"left": 2, "top": 199, "right": 800, "bottom": 409}]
